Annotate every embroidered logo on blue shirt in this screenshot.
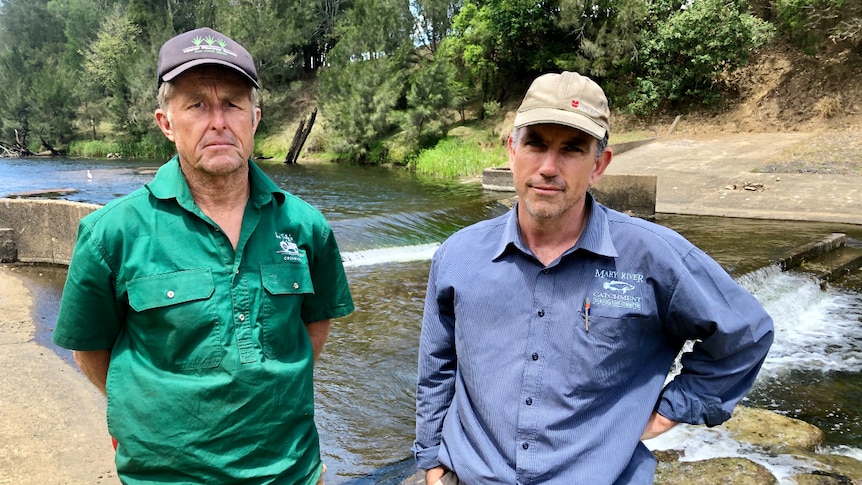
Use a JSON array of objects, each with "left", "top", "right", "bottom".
[{"left": 592, "top": 269, "right": 644, "bottom": 310}]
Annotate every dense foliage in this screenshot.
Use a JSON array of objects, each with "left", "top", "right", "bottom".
[{"left": 0, "top": 0, "right": 857, "bottom": 162}]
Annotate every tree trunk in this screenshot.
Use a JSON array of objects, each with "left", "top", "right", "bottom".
[{"left": 285, "top": 108, "right": 317, "bottom": 165}]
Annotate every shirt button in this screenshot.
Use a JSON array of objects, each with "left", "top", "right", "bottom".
[
  {"left": 542, "top": 268, "right": 549, "bottom": 274},
  {"left": 238, "top": 314, "right": 245, "bottom": 322},
  {"left": 522, "top": 442, "right": 529, "bottom": 450},
  {"left": 537, "top": 310, "right": 544, "bottom": 317},
  {"left": 532, "top": 353, "right": 539, "bottom": 361},
  {"left": 525, "top": 397, "right": 532, "bottom": 405},
  {"left": 166, "top": 290, "right": 175, "bottom": 299},
  {"left": 293, "top": 282, "right": 300, "bottom": 289}
]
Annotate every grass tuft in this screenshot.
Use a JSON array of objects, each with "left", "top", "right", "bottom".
[{"left": 412, "top": 138, "right": 507, "bottom": 178}]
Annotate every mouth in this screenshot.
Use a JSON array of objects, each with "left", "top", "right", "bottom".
[{"left": 529, "top": 183, "right": 564, "bottom": 195}]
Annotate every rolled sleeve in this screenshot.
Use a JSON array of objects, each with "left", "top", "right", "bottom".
[{"left": 658, "top": 248, "right": 775, "bottom": 426}]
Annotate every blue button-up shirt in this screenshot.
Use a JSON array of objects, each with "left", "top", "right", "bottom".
[{"left": 414, "top": 196, "right": 774, "bottom": 484}]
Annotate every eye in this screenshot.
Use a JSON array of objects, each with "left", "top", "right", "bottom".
[{"left": 524, "top": 137, "right": 545, "bottom": 147}]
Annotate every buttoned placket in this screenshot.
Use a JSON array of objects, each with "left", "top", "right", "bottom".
[
  {"left": 515, "top": 265, "right": 554, "bottom": 483},
  {"left": 222, "top": 204, "right": 263, "bottom": 365}
]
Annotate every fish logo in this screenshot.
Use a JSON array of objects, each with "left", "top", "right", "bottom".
[{"left": 603, "top": 281, "right": 635, "bottom": 293}]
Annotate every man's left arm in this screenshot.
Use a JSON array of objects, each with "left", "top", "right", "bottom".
[
  {"left": 305, "top": 319, "right": 331, "bottom": 362},
  {"left": 657, "top": 248, "right": 775, "bottom": 428},
  {"left": 301, "top": 222, "right": 354, "bottom": 360}
]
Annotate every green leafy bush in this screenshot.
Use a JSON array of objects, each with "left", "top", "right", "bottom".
[{"left": 629, "top": 0, "right": 775, "bottom": 114}]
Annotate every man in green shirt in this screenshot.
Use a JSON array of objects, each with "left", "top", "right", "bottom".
[{"left": 53, "top": 27, "right": 354, "bottom": 484}]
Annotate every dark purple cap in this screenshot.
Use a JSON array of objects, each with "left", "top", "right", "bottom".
[{"left": 157, "top": 27, "right": 259, "bottom": 88}]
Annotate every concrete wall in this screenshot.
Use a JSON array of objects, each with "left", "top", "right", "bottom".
[
  {"left": 0, "top": 198, "right": 100, "bottom": 266},
  {"left": 590, "top": 174, "right": 657, "bottom": 220}
]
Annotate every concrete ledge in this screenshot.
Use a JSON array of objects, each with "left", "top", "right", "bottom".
[
  {"left": 590, "top": 174, "right": 657, "bottom": 220},
  {"left": 0, "top": 198, "right": 100, "bottom": 266},
  {"left": 775, "top": 233, "right": 846, "bottom": 271}
]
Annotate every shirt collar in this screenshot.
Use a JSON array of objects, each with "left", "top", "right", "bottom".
[
  {"left": 146, "top": 156, "right": 286, "bottom": 210},
  {"left": 492, "top": 193, "right": 618, "bottom": 262}
]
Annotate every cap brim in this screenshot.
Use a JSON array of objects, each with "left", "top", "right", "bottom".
[
  {"left": 161, "top": 59, "right": 259, "bottom": 88},
  {"left": 513, "top": 108, "right": 606, "bottom": 139}
]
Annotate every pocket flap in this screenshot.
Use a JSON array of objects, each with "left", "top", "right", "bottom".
[
  {"left": 127, "top": 268, "right": 215, "bottom": 312},
  {"left": 261, "top": 263, "right": 314, "bottom": 295}
]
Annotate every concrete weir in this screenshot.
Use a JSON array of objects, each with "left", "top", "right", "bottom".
[{"left": 0, "top": 198, "right": 99, "bottom": 265}]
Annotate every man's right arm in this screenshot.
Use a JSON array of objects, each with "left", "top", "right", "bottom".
[
  {"left": 73, "top": 349, "right": 112, "bottom": 396},
  {"left": 413, "top": 254, "right": 457, "bottom": 476}
]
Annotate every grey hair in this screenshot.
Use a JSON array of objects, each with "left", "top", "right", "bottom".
[
  {"left": 511, "top": 126, "right": 608, "bottom": 161},
  {"left": 157, "top": 81, "right": 260, "bottom": 125}
]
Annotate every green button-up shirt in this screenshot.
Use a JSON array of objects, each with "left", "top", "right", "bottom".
[{"left": 54, "top": 156, "right": 354, "bottom": 484}]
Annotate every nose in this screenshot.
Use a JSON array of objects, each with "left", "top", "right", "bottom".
[
  {"left": 537, "top": 151, "right": 561, "bottom": 178},
  {"left": 209, "top": 104, "right": 227, "bottom": 130}
]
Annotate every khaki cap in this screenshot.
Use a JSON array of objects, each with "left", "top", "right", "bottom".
[{"left": 513, "top": 71, "right": 610, "bottom": 139}]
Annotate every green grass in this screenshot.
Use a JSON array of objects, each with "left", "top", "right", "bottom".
[
  {"left": 67, "top": 137, "right": 175, "bottom": 159},
  {"left": 412, "top": 137, "right": 507, "bottom": 178},
  {"left": 67, "top": 140, "right": 123, "bottom": 158}
]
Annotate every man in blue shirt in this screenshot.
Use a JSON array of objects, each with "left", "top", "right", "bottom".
[{"left": 413, "top": 71, "right": 774, "bottom": 484}]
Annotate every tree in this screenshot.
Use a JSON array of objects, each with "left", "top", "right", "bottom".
[
  {"left": 413, "top": 0, "right": 460, "bottom": 52},
  {"left": 631, "top": 0, "right": 775, "bottom": 113},
  {"left": 0, "top": 0, "right": 70, "bottom": 146},
  {"left": 82, "top": 5, "right": 142, "bottom": 132},
  {"left": 403, "top": 58, "right": 456, "bottom": 147},
  {"left": 774, "top": 0, "right": 862, "bottom": 51},
  {"left": 318, "top": 0, "right": 416, "bottom": 161}
]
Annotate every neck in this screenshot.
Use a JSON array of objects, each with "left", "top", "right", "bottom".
[
  {"left": 182, "top": 165, "right": 251, "bottom": 250},
  {"left": 183, "top": 165, "right": 251, "bottom": 212},
  {"left": 518, "top": 204, "right": 589, "bottom": 266}
]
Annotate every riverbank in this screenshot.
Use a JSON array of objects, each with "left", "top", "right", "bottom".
[{"left": 0, "top": 265, "right": 117, "bottom": 484}]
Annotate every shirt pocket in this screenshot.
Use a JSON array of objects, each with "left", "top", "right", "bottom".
[
  {"left": 260, "top": 263, "right": 315, "bottom": 360},
  {"left": 568, "top": 312, "right": 649, "bottom": 392},
  {"left": 126, "top": 268, "right": 222, "bottom": 370}
]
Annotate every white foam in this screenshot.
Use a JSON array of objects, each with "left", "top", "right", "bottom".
[
  {"left": 647, "top": 424, "right": 823, "bottom": 483},
  {"left": 740, "top": 267, "right": 862, "bottom": 375},
  {"left": 341, "top": 243, "right": 440, "bottom": 267}
]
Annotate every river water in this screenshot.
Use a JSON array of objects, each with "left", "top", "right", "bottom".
[{"left": 2, "top": 157, "right": 862, "bottom": 483}]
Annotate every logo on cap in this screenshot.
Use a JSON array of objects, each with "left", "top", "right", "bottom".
[
  {"left": 184, "top": 35, "right": 238, "bottom": 59},
  {"left": 572, "top": 99, "right": 600, "bottom": 117}
]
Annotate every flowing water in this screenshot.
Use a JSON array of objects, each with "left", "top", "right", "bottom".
[{"left": 2, "top": 157, "right": 862, "bottom": 484}]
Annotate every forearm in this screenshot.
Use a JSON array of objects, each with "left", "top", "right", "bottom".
[
  {"left": 305, "top": 319, "right": 331, "bottom": 362},
  {"left": 72, "top": 349, "right": 112, "bottom": 396},
  {"left": 640, "top": 412, "right": 678, "bottom": 441},
  {"left": 425, "top": 466, "right": 447, "bottom": 485}
]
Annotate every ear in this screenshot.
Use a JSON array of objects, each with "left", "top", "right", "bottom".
[
  {"left": 252, "top": 106, "right": 262, "bottom": 133},
  {"left": 154, "top": 109, "right": 175, "bottom": 142},
  {"left": 589, "top": 147, "right": 613, "bottom": 187}
]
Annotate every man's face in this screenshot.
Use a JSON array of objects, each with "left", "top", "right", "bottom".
[
  {"left": 508, "top": 124, "right": 611, "bottom": 224},
  {"left": 154, "top": 67, "right": 261, "bottom": 177}
]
